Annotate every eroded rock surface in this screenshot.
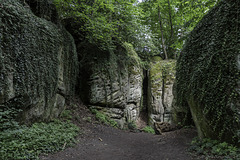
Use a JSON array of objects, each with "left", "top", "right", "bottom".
[
  {"left": 0, "top": 0, "right": 78, "bottom": 123},
  {"left": 176, "top": 0, "right": 240, "bottom": 144},
  {"left": 148, "top": 58, "right": 176, "bottom": 126},
  {"left": 80, "top": 43, "right": 143, "bottom": 128}
]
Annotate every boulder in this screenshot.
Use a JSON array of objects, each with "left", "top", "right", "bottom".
[
  {"left": 0, "top": 0, "right": 78, "bottom": 124},
  {"left": 176, "top": 0, "right": 240, "bottom": 144},
  {"left": 148, "top": 57, "right": 176, "bottom": 126}
]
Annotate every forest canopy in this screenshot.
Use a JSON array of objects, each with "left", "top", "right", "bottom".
[{"left": 54, "top": 0, "right": 219, "bottom": 59}]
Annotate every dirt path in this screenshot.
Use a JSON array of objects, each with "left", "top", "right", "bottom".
[{"left": 41, "top": 124, "right": 197, "bottom": 160}]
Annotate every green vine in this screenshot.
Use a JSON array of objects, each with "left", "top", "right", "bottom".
[
  {"left": 176, "top": 0, "right": 240, "bottom": 144},
  {"left": 0, "top": 0, "right": 78, "bottom": 123}
]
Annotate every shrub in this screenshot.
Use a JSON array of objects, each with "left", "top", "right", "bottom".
[
  {"left": 127, "top": 121, "right": 137, "bottom": 130},
  {"left": 143, "top": 126, "right": 155, "bottom": 134}
]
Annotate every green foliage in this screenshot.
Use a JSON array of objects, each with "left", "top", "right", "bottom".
[
  {"left": 53, "top": 0, "right": 161, "bottom": 62},
  {"left": 90, "top": 108, "right": 98, "bottom": 114},
  {"left": 189, "top": 137, "right": 240, "bottom": 159},
  {"left": 127, "top": 121, "right": 137, "bottom": 130},
  {"left": 143, "top": 126, "right": 155, "bottom": 134},
  {"left": 0, "top": 120, "right": 80, "bottom": 160},
  {"left": 150, "top": 59, "right": 176, "bottom": 98},
  {"left": 150, "top": 59, "right": 176, "bottom": 82},
  {"left": 0, "top": 107, "right": 22, "bottom": 131},
  {"left": 176, "top": 0, "right": 240, "bottom": 143},
  {"left": 90, "top": 108, "right": 118, "bottom": 128},
  {"left": 139, "top": 0, "right": 219, "bottom": 58},
  {"left": 122, "top": 42, "right": 144, "bottom": 67},
  {"left": 54, "top": 0, "right": 141, "bottom": 51},
  {"left": 86, "top": 117, "right": 92, "bottom": 123},
  {"left": 60, "top": 109, "right": 72, "bottom": 120}
]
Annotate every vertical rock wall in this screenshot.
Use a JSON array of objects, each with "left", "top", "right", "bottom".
[
  {"left": 80, "top": 43, "right": 143, "bottom": 128},
  {"left": 176, "top": 0, "right": 240, "bottom": 144},
  {"left": 148, "top": 57, "right": 176, "bottom": 126},
  {"left": 0, "top": 0, "right": 78, "bottom": 123}
]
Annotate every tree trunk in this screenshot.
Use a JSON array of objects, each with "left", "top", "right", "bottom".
[
  {"left": 168, "top": 0, "right": 174, "bottom": 58},
  {"left": 158, "top": 5, "right": 168, "bottom": 60}
]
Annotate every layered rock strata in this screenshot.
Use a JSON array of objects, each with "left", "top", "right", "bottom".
[{"left": 148, "top": 57, "right": 176, "bottom": 126}]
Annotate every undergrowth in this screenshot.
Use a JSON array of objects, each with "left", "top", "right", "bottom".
[
  {"left": 90, "top": 108, "right": 118, "bottom": 128},
  {"left": 142, "top": 126, "right": 155, "bottom": 134},
  {"left": 189, "top": 137, "right": 240, "bottom": 159},
  {"left": 127, "top": 121, "right": 137, "bottom": 130},
  {"left": 0, "top": 108, "right": 80, "bottom": 160}
]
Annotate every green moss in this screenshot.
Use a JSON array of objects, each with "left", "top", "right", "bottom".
[
  {"left": 0, "top": 0, "right": 78, "bottom": 123},
  {"left": 90, "top": 108, "right": 118, "bottom": 128},
  {"left": 187, "top": 96, "right": 217, "bottom": 139},
  {"left": 122, "top": 42, "right": 142, "bottom": 68},
  {"left": 149, "top": 60, "right": 176, "bottom": 94},
  {"left": 176, "top": 0, "right": 240, "bottom": 144},
  {"left": 150, "top": 60, "right": 176, "bottom": 82},
  {"left": 150, "top": 56, "right": 162, "bottom": 62}
]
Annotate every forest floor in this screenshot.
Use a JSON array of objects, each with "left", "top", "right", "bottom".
[{"left": 41, "top": 100, "right": 198, "bottom": 160}]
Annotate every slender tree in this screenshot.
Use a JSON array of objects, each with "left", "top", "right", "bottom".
[{"left": 158, "top": 5, "right": 168, "bottom": 59}]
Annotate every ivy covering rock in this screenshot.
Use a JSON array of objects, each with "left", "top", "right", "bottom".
[
  {"left": 176, "top": 0, "right": 240, "bottom": 145},
  {"left": 0, "top": 0, "right": 78, "bottom": 124}
]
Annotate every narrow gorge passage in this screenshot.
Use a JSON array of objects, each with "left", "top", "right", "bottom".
[
  {"left": 42, "top": 123, "right": 197, "bottom": 160},
  {"left": 41, "top": 101, "right": 197, "bottom": 160},
  {"left": 2, "top": 1, "right": 239, "bottom": 160},
  {"left": 137, "top": 69, "right": 150, "bottom": 129}
]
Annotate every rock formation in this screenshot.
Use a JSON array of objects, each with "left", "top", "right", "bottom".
[
  {"left": 176, "top": 0, "right": 240, "bottom": 144},
  {"left": 148, "top": 57, "right": 176, "bottom": 126},
  {"left": 79, "top": 43, "right": 143, "bottom": 128},
  {"left": 0, "top": 0, "right": 78, "bottom": 123},
  {"left": 0, "top": 0, "right": 177, "bottom": 129}
]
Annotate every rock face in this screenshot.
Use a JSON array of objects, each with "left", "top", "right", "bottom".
[
  {"left": 148, "top": 57, "right": 176, "bottom": 126},
  {"left": 80, "top": 43, "right": 143, "bottom": 128},
  {"left": 0, "top": 0, "right": 78, "bottom": 123},
  {"left": 176, "top": 0, "right": 240, "bottom": 144}
]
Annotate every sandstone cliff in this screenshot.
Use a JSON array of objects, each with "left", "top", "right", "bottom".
[
  {"left": 0, "top": 0, "right": 78, "bottom": 123},
  {"left": 148, "top": 57, "right": 176, "bottom": 126},
  {"left": 79, "top": 43, "right": 143, "bottom": 128},
  {"left": 0, "top": 0, "right": 177, "bottom": 130},
  {"left": 176, "top": 0, "right": 240, "bottom": 144}
]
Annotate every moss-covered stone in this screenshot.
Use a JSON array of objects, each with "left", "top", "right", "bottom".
[
  {"left": 176, "top": 0, "right": 240, "bottom": 144},
  {"left": 148, "top": 59, "right": 176, "bottom": 126},
  {"left": 0, "top": 0, "right": 78, "bottom": 124}
]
